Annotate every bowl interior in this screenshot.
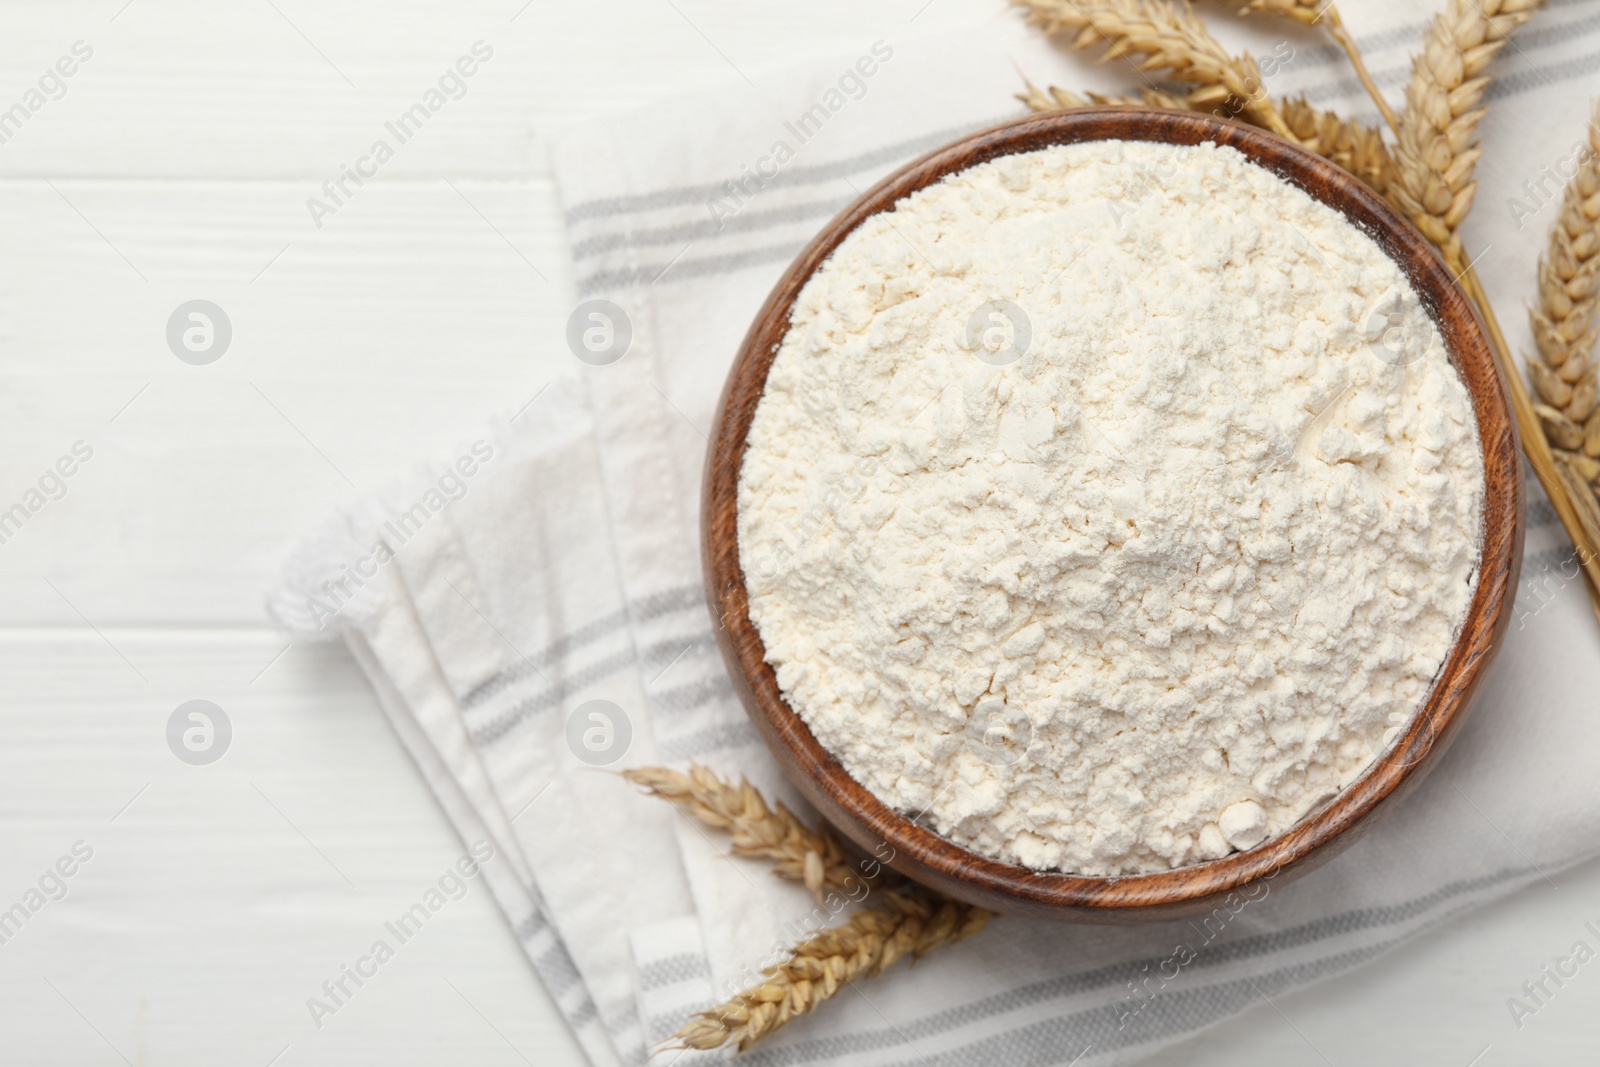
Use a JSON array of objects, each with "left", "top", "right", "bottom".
[{"left": 703, "top": 109, "right": 1523, "bottom": 920}]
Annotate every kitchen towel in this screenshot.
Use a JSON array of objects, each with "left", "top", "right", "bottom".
[{"left": 274, "top": 4, "right": 1600, "bottom": 1065}]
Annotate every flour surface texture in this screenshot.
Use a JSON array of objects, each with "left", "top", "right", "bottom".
[{"left": 736, "top": 141, "right": 1484, "bottom": 876}]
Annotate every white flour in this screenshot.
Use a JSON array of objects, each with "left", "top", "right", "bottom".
[{"left": 736, "top": 141, "right": 1484, "bottom": 876}]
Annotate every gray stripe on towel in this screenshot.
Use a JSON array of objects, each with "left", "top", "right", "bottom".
[
  {"left": 536, "top": 940, "right": 585, "bottom": 998},
  {"left": 472, "top": 646, "right": 639, "bottom": 748},
  {"left": 637, "top": 952, "right": 712, "bottom": 992},
  {"left": 653, "top": 673, "right": 737, "bottom": 716},
  {"left": 564, "top": 121, "right": 997, "bottom": 225},
  {"left": 659, "top": 719, "right": 762, "bottom": 762},
  {"left": 579, "top": 241, "right": 808, "bottom": 298},
  {"left": 514, "top": 909, "right": 547, "bottom": 942},
  {"left": 572, "top": 196, "right": 851, "bottom": 262},
  {"left": 463, "top": 583, "right": 703, "bottom": 710}
]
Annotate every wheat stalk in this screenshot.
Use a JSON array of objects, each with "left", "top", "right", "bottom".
[
  {"left": 1212, "top": 0, "right": 1400, "bottom": 131},
  {"left": 1529, "top": 103, "right": 1600, "bottom": 546},
  {"left": 624, "top": 765, "right": 880, "bottom": 902},
  {"left": 1388, "top": 0, "right": 1600, "bottom": 616},
  {"left": 671, "top": 887, "right": 992, "bottom": 1052},
  {"left": 1214, "top": 0, "right": 1324, "bottom": 25},
  {"left": 1017, "top": 76, "right": 1394, "bottom": 197},
  {"left": 1011, "top": 0, "right": 1297, "bottom": 139}
]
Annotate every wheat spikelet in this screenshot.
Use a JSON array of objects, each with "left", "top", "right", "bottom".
[
  {"left": 1011, "top": 0, "right": 1296, "bottom": 139},
  {"left": 1212, "top": 0, "right": 1400, "bottom": 130},
  {"left": 671, "top": 887, "right": 992, "bottom": 1052},
  {"left": 1281, "top": 96, "right": 1394, "bottom": 193},
  {"left": 1390, "top": 0, "right": 1542, "bottom": 265},
  {"left": 1015, "top": 76, "right": 1224, "bottom": 113},
  {"left": 1554, "top": 450, "right": 1600, "bottom": 554},
  {"left": 1527, "top": 102, "right": 1600, "bottom": 540},
  {"left": 624, "top": 765, "right": 879, "bottom": 902},
  {"left": 1531, "top": 104, "right": 1600, "bottom": 444}
]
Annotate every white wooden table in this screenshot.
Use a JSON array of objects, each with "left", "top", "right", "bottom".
[{"left": 2, "top": 1, "right": 1597, "bottom": 1063}]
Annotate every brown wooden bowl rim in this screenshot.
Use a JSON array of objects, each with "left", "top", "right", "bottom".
[{"left": 703, "top": 108, "right": 1522, "bottom": 913}]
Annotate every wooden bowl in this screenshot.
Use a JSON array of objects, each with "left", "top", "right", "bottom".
[{"left": 702, "top": 109, "right": 1524, "bottom": 922}]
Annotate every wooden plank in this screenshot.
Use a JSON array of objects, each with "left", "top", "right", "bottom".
[
  {"left": 0, "top": 0, "right": 995, "bottom": 179},
  {"left": 0, "top": 178, "right": 576, "bottom": 625},
  {"left": 0, "top": 637, "right": 585, "bottom": 1065}
]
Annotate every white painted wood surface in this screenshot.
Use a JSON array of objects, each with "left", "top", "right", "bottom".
[{"left": 2, "top": 0, "right": 1598, "bottom": 1063}]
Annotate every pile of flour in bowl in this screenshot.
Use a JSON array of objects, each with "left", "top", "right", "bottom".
[{"left": 736, "top": 140, "right": 1484, "bottom": 877}]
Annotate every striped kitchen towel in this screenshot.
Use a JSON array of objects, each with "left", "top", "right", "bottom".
[{"left": 549, "top": 5, "right": 1600, "bottom": 1064}]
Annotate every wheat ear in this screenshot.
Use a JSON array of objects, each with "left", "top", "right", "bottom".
[
  {"left": 1016, "top": 77, "right": 1394, "bottom": 197},
  {"left": 1213, "top": 0, "right": 1399, "bottom": 131},
  {"left": 1391, "top": 0, "right": 1541, "bottom": 265},
  {"left": 671, "top": 887, "right": 992, "bottom": 1052},
  {"left": 624, "top": 765, "right": 878, "bottom": 902},
  {"left": 1016, "top": 75, "right": 1227, "bottom": 113},
  {"left": 1011, "top": 0, "right": 1297, "bottom": 139},
  {"left": 1280, "top": 96, "right": 1395, "bottom": 193},
  {"left": 626, "top": 765, "right": 995, "bottom": 1052},
  {"left": 1389, "top": 0, "right": 1600, "bottom": 616},
  {"left": 1529, "top": 103, "right": 1600, "bottom": 545}
]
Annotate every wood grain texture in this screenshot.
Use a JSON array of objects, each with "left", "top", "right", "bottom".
[
  {"left": 703, "top": 108, "right": 1524, "bottom": 922},
  {"left": 0, "top": 178, "right": 560, "bottom": 624}
]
